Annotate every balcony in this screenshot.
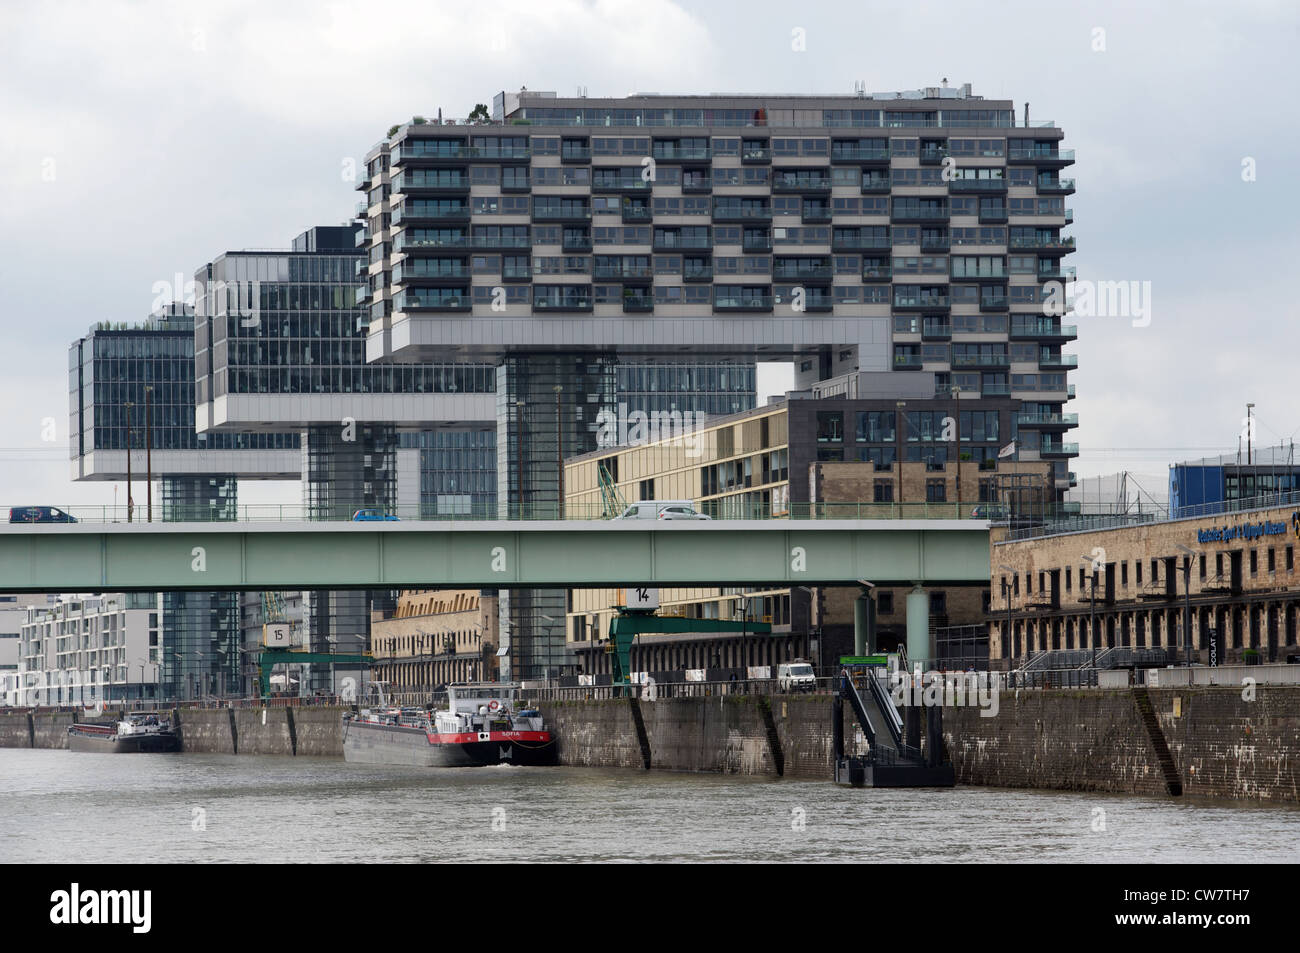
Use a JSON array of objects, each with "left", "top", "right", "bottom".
[
  {"left": 393, "top": 262, "right": 470, "bottom": 282},
  {"left": 622, "top": 294, "right": 655, "bottom": 313},
  {"left": 949, "top": 178, "right": 1008, "bottom": 193},
  {"left": 891, "top": 205, "right": 950, "bottom": 223},
  {"left": 594, "top": 263, "right": 653, "bottom": 281},
  {"left": 918, "top": 146, "right": 948, "bottom": 165},
  {"left": 1010, "top": 319, "right": 1077, "bottom": 341},
  {"left": 1010, "top": 234, "right": 1075, "bottom": 253},
  {"left": 952, "top": 352, "right": 1010, "bottom": 369},
  {"left": 393, "top": 204, "right": 470, "bottom": 224},
  {"left": 979, "top": 294, "right": 1009, "bottom": 311},
  {"left": 1008, "top": 147, "right": 1075, "bottom": 167},
  {"left": 788, "top": 293, "right": 833, "bottom": 313},
  {"left": 801, "top": 205, "right": 832, "bottom": 224},
  {"left": 652, "top": 144, "right": 711, "bottom": 163},
  {"left": 393, "top": 174, "right": 470, "bottom": 195},
  {"left": 978, "top": 207, "right": 1009, "bottom": 224},
  {"left": 395, "top": 233, "right": 468, "bottom": 251},
  {"left": 533, "top": 206, "right": 592, "bottom": 222},
  {"left": 395, "top": 290, "right": 471, "bottom": 313},
  {"left": 682, "top": 263, "right": 713, "bottom": 282},
  {"left": 681, "top": 177, "right": 713, "bottom": 194},
  {"left": 741, "top": 146, "right": 771, "bottom": 164},
  {"left": 621, "top": 204, "right": 652, "bottom": 224},
  {"left": 893, "top": 353, "right": 924, "bottom": 370},
  {"left": 773, "top": 260, "right": 833, "bottom": 283},
  {"left": 1040, "top": 442, "right": 1080, "bottom": 458},
  {"left": 1017, "top": 412, "right": 1079, "bottom": 428},
  {"left": 741, "top": 234, "right": 772, "bottom": 253},
  {"left": 861, "top": 265, "right": 892, "bottom": 281},
  {"left": 1035, "top": 178, "right": 1076, "bottom": 195},
  {"left": 561, "top": 233, "right": 593, "bottom": 253},
  {"left": 391, "top": 142, "right": 469, "bottom": 164},
  {"left": 1038, "top": 354, "right": 1079, "bottom": 369},
  {"left": 831, "top": 145, "right": 890, "bottom": 164},
  {"left": 533, "top": 293, "right": 593, "bottom": 313},
  {"left": 893, "top": 293, "right": 949, "bottom": 310},
  {"left": 919, "top": 235, "right": 950, "bottom": 252},
  {"left": 560, "top": 147, "right": 592, "bottom": 163},
  {"left": 860, "top": 175, "right": 892, "bottom": 194},
  {"left": 713, "top": 204, "right": 772, "bottom": 223},
  {"left": 920, "top": 322, "right": 952, "bottom": 341},
  {"left": 653, "top": 234, "right": 712, "bottom": 252},
  {"left": 833, "top": 233, "right": 890, "bottom": 253},
  {"left": 772, "top": 174, "right": 832, "bottom": 195},
  {"left": 592, "top": 177, "right": 651, "bottom": 194},
  {"left": 501, "top": 265, "right": 532, "bottom": 282},
  {"left": 469, "top": 233, "right": 530, "bottom": 250},
  {"left": 713, "top": 293, "right": 773, "bottom": 313}
]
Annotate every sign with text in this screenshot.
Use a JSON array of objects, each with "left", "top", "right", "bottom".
[
  {"left": 1196, "top": 519, "right": 1287, "bottom": 545},
  {"left": 622, "top": 587, "right": 659, "bottom": 610}
]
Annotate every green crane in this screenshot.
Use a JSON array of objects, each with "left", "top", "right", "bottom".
[{"left": 597, "top": 460, "right": 626, "bottom": 519}]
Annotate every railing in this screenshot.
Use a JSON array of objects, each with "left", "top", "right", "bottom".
[{"left": 4, "top": 501, "right": 1018, "bottom": 524}]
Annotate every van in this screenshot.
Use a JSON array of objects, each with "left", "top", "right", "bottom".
[
  {"left": 614, "top": 500, "right": 711, "bottom": 521},
  {"left": 9, "top": 506, "right": 78, "bottom": 524},
  {"left": 777, "top": 660, "right": 817, "bottom": 693}
]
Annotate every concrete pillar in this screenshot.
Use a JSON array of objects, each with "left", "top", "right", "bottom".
[
  {"left": 854, "top": 589, "right": 876, "bottom": 656},
  {"left": 906, "top": 584, "right": 930, "bottom": 667}
]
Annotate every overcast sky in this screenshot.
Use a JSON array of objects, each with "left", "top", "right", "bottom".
[{"left": 1, "top": 0, "right": 1297, "bottom": 508}]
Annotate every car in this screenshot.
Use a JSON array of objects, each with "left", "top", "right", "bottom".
[
  {"left": 9, "top": 506, "right": 78, "bottom": 524},
  {"left": 614, "top": 500, "right": 712, "bottom": 521},
  {"left": 351, "top": 509, "right": 400, "bottom": 521},
  {"left": 777, "top": 660, "right": 817, "bottom": 693}
]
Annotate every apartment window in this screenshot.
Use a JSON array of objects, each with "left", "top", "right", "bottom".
[
  {"left": 925, "top": 480, "right": 946, "bottom": 503},
  {"left": 1121, "top": 562, "right": 1128, "bottom": 587},
  {"left": 1064, "top": 569, "right": 1072, "bottom": 593},
  {"left": 1026, "top": 573, "right": 1032, "bottom": 595},
  {"left": 1288, "top": 545, "right": 1294, "bottom": 572},
  {"left": 639, "top": 479, "right": 654, "bottom": 501},
  {"left": 929, "top": 592, "right": 947, "bottom": 615},
  {"left": 1014, "top": 574, "right": 1020, "bottom": 596},
  {"left": 1250, "top": 549, "right": 1258, "bottom": 574},
  {"left": 1199, "top": 554, "right": 1206, "bottom": 579},
  {"left": 874, "top": 481, "right": 894, "bottom": 503},
  {"left": 1077, "top": 568, "right": 1084, "bottom": 589},
  {"left": 1038, "top": 572, "right": 1045, "bottom": 593},
  {"left": 816, "top": 412, "right": 844, "bottom": 443},
  {"left": 1216, "top": 553, "right": 1224, "bottom": 577},
  {"left": 1268, "top": 548, "right": 1275, "bottom": 573},
  {"left": 877, "top": 592, "right": 894, "bottom": 614}
]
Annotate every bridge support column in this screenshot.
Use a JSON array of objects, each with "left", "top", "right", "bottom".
[
  {"left": 854, "top": 588, "right": 876, "bottom": 656},
  {"left": 906, "top": 583, "right": 930, "bottom": 668}
]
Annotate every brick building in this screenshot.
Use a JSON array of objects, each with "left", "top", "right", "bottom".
[{"left": 370, "top": 589, "right": 499, "bottom": 691}]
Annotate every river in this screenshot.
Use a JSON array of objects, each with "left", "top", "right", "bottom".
[{"left": 2, "top": 749, "right": 1296, "bottom": 863}]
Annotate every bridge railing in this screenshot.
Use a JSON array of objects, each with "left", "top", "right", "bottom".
[{"left": 3, "top": 501, "right": 1062, "bottom": 524}]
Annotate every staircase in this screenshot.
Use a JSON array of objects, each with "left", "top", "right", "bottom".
[{"left": 1131, "top": 687, "right": 1182, "bottom": 796}]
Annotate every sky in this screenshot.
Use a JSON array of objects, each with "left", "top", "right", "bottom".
[{"left": 1, "top": 0, "right": 1298, "bottom": 508}]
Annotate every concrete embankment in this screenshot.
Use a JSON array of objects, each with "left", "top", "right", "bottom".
[{"left": 2, "top": 688, "right": 1296, "bottom": 803}]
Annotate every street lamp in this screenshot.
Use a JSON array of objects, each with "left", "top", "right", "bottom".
[
  {"left": 1080, "top": 557, "right": 1098, "bottom": 671},
  {"left": 998, "top": 563, "right": 1015, "bottom": 675},
  {"left": 1176, "top": 544, "right": 1196, "bottom": 667}
]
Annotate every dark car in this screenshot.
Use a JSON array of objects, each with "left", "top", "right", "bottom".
[{"left": 9, "top": 506, "right": 78, "bottom": 523}]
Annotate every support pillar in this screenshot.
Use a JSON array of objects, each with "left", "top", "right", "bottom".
[
  {"left": 854, "top": 588, "right": 876, "bottom": 656},
  {"left": 906, "top": 583, "right": 930, "bottom": 668}
]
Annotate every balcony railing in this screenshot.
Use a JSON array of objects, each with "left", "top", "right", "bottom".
[{"left": 1017, "top": 412, "right": 1079, "bottom": 427}]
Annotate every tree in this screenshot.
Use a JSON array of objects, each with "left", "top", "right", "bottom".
[{"left": 468, "top": 103, "right": 491, "bottom": 124}]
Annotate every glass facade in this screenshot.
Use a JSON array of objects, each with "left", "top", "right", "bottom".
[{"left": 399, "top": 430, "right": 497, "bottom": 518}]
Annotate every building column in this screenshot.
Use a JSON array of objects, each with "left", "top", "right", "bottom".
[{"left": 906, "top": 584, "right": 929, "bottom": 667}]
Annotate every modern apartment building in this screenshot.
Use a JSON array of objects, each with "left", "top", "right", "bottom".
[
  {"left": 17, "top": 593, "right": 161, "bottom": 706},
  {"left": 564, "top": 394, "right": 1056, "bottom": 674},
  {"left": 354, "top": 85, "right": 1074, "bottom": 676}
]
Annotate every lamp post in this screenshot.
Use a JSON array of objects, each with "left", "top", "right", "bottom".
[
  {"left": 1176, "top": 544, "right": 1195, "bottom": 666},
  {"left": 998, "top": 563, "right": 1015, "bottom": 676},
  {"left": 1246, "top": 402, "right": 1255, "bottom": 466},
  {"left": 1080, "top": 558, "right": 1098, "bottom": 671},
  {"left": 124, "top": 401, "right": 134, "bottom": 523}
]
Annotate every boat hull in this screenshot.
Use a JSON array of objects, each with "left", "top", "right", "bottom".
[
  {"left": 68, "top": 729, "right": 180, "bottom": 754},
  {"left": 342, "top": 719, "right": 557, "bottom": 767}
]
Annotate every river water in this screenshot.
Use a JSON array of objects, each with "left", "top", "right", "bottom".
[{"left": 2, "top": 749, "right": 1296, "bottom": 863}]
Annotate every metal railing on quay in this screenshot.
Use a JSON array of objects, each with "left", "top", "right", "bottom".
[{"left": 520, "top": 677, "right": 835, "bottom": 702}]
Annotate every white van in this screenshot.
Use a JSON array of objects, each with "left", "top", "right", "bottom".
[
  {"left": 614, "top": 500, "right": 712, "bottom": 521},
  {"left": 777, "top": 660, "right": 817, "bottom": 693}
]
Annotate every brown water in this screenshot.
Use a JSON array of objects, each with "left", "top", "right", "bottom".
[{"left": 1, "top": 749, "right": 1296, "bottom": 863}]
